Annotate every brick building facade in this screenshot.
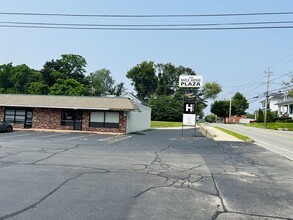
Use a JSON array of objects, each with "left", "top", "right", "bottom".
[{"left": 0, "top": 95, "right": 138, "bottom": 134}]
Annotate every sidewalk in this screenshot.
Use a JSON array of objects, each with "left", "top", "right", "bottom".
[{"left": 199, "top": 124, "right": 243, "bottom": 142}]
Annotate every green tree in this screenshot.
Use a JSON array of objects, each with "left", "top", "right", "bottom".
[
  {"left": 232, "top": 92, "right": 249, "bottom": 116},
  {"left": 40, "top": 54, "right": 87, "bottom": 87},
  {"left": 49, "top": 79, "right": 88, "bottom": 96},
  {"left": 59, "top": 54, "right": 87, "bottom": 83},
  {"left": 210, "top": 100, "right": 231, "bottom": 119},
  {"left": 113, "top": 82, "right": 125, "bottom": 96},
  {"left": 28, "top": 82, "right": 49, "bottom": 95},
  {"left": 126, "top": 61, "right": 157, "bottom": 101},
  {"left": 257, "top": 109, "right": 264, "bottom": 122},
  {"left": 205, "top": 114, "right": 217, "bottom": 123},
  {"left": 7, "top": 64, "right": 42, "bottom": 94},
  {"left": 148, "top": 95, "right": 182, "bottom": 121},
  {"left": 156, "top": 63, "right": 179, "bottom": 96},
  {"left": 86, "top": 69, "right": 125, "bottom": 96},
  {"left": 202, "top": 82, "right": 222, "bottom": 100},
  {"left": 0, "top": 63, "right": 14, "bottom": 92}
]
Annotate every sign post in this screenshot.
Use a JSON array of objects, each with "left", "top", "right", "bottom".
[{"left": 179, "top": 75, "right": 203, "bottom": 136}]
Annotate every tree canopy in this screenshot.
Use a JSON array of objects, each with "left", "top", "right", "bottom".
[
  {"left": 127, "top": 61, "right": 221, "bottom": 121},
  {"left": 210, "top": 92, "right": 249, "bottom": 119},
  {"left": 126, "top": 61, "right": 157, "bottom": 101},
  {"left": 232, "top": 92, "right": 249, "bottom": 116},
  {"left": 86, "top": 68, "right": 125, "bottom": 96},
  {"left": 211, "top": 100, "right": 231, "bottom": 119},
  {"left": 0, "top": 54, "right": 119, "bottom": 97}
]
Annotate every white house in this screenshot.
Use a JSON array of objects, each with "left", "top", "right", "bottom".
[
  {"left": 275, "top": 91, "right": 293, "bottom": 118},
  {"left": 259, "top": 92, "right": 283, "bottom": 112},
  {"left": 120, "top": 92, "right": 152, "bottom": 133}
]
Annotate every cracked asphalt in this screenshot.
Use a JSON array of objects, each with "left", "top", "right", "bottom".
[{"left": 0, "top": 128, "right": 292, "bottom": 220}]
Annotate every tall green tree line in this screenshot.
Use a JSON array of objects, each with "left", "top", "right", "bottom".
[
  {"left": 0, "top": 54, "right": 124, "bottom": 96},
  {"left": 127, "top": 61, "right": 222, "bottom": 121}
]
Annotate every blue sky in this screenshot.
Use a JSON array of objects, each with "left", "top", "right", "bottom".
[{"left": 1, "top": 0, "right": 293, "bottom": 114}]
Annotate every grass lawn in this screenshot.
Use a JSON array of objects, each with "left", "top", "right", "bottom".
[
  {"left": 151, "top": 121, "right": 182, "bottom": 128},
  {"left": 214, "top": 126, "right": 253, "bottom": 142},
  {"left": 246, "top": 122, "right": 293, "bottom": 131}
]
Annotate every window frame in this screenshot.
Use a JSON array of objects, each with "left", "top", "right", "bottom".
[
  {"left": 61, "top": 110, "right": 75, "bottom": 126},
  {"left": 89, "top": 111, "right": 120, "bottom": 129},
  {"left": 4, "top": 108, "right": 28, "bottom": 123}
]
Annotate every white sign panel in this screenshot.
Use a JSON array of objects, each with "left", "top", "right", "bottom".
[
  {"left": 183, "top": 114, "right": 196, "bottom": 126},
  {"left": 179, "top": 75, "right": 203, "bottom": 88}
]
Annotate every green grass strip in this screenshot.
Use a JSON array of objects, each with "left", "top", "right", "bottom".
[
  {"left": 214, "top": 126, "right": 254, "bottom": 142},
  {"left": 151, "top": 121, "right": 182, "bottom": 128},
  {"left": 246, "top": 122, "right": 293, "bottom": 131}
]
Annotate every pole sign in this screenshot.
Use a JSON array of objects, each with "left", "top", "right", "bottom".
[
  {"left": 179, "top": 75, "right": 203, "bottom": 88},
  {"left": 184, "top": 90, "right": 196, "bottom": 102},
  {"left": 183, "top": 114, "right": 196, "bottom": 126},
  {"left": 183, "top": 103, "right": 195, "bottom": 114},
  {"left": 183, "top": 103, "right": 196, "bottom": 126}
]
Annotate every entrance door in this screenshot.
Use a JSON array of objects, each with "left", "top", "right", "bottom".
[
  {"left": 24, "top": 110, "right": 33, "bottom": 128},
  {"left": 73, "top": 112, "right": 82, "bottom": 130}
]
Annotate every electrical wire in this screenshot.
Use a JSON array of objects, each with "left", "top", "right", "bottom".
[
  {"left": 2, "top": 24, "right": 293, "bottom": 31},
  {"left": 1, "top": 11, "right": 293, "bottom": 18},
  {"left": 1, "top": 20, "right": 293, "bottom": 27}
]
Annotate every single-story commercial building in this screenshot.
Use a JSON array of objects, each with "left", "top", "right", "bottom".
[
  {"left": 120, "top": 92, "right": 152, "bottom": 133},
  {"left": 0, "top": 94, "right": 151, "bottom": 134}
]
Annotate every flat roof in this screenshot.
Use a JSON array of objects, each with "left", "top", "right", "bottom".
[{"left": 0, "top": 94, "right": 139, "bottom": 111}]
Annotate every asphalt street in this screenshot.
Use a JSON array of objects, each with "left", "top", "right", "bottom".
[
  {"left": 0, "top": 129, "right": 292, "bottom": 220},
  {"left": 212, "top": 123, "right": 293, "bottom": 160}
]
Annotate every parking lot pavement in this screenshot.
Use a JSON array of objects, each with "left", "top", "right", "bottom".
[{"left": 0, "top": 129, "right": 292, "bottom": 220}]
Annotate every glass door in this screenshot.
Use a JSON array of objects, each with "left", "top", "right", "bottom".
[
  {"left": 73, "top": 112, "right": 82, "bottom": 130},
  {"left": 24, "top": 110, "right": 33, "bottom": 128}
]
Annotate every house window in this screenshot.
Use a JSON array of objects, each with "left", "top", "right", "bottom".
[
  {"left": 4, "top": 108, "right": 26, "bottom": 123},
  {"left": 90, "top": 111, "right": 119, "bottom": 128},
  {"left": 284, "top": 95, "right": 288, "bottom": 101}
]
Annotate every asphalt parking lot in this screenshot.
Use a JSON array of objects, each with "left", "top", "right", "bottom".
[{"left": 0, "top": 129, "right": 292, "bottom": 220}]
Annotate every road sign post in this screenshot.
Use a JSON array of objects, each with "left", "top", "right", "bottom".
[{"left": 179, "top": 75, "right": 203, "bottom": 136}]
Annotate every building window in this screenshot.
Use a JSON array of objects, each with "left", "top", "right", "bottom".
[
  {"left": 61, "top": 110, "right": 74, "bottom": 126},
  {"left": 4, "top": 108, "right": 26, "bottom": 123},
  {"left": 284, "top": 95, "right": 288, "bottom": 101},
  {"left": 90, "top": 111, "right": 119, "bottom": 128}
]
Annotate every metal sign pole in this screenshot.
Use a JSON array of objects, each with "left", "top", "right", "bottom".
[{"left": 179, "top": 75, "right": 203, "bottom": 137}]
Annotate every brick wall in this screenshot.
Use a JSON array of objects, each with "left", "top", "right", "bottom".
[
  {"left": 33, "top": 108, "right": 71, "bottom": 130},
  {"left": 0, "top": 107, "right": 127, "bottom": 133},
  {"left": 82, "top": 111, "right": 127, "bottom": 133},
  {"left": 0, "top": 107, "right": 4, "bottom": 121}
]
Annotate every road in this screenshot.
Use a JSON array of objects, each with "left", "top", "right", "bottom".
[
  {"left": 213, "top": 123, "right": 293, "bottom": 161},
  {"left": 0, "top": 129, "right": 292, "bottom": 220}
]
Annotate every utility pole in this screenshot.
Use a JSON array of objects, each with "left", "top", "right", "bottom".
[
  {"left": 229, "top": 95, "right": 232, "bottom": 124},
  {"left": 264, "top": 67, "right": 272, "bottom": 129}
]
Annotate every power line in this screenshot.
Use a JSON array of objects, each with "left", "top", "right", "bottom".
[
  {"left": 2, "top": 24, "right": 293, "bottom": 31},
  {"left": 2, "top": 20, "right": 293, "bottom": 27},
  {"left": 270, "top": 71, "right": 293, "bottom": 82},
  {"left": 1, "top": 11, "right": 293, "bottom": 18}
]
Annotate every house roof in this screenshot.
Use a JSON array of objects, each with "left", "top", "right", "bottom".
[{"left": 0, "top": 94, "right": 139, "bottom": 111}]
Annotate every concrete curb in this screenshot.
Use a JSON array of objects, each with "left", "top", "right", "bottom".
[{"left": 199, "top": 124, "right": 217, "bottom": 139}]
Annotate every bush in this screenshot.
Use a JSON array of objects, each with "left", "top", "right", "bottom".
[
  {"left": 205, "top": 114, "right": 217, "bottom": 123},
  {"left": 275, "top": 116, "right": 293, "bottom": 123},
  {"left": 257, "top": 109, "right": 277, "bottom": 123},
  {"left": 256, "top": 109, "right": 264, "bottom": 122}
]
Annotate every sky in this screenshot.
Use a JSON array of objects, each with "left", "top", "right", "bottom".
[{"left": 1, "top": 0, "right": 293, "bottom": 114}]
